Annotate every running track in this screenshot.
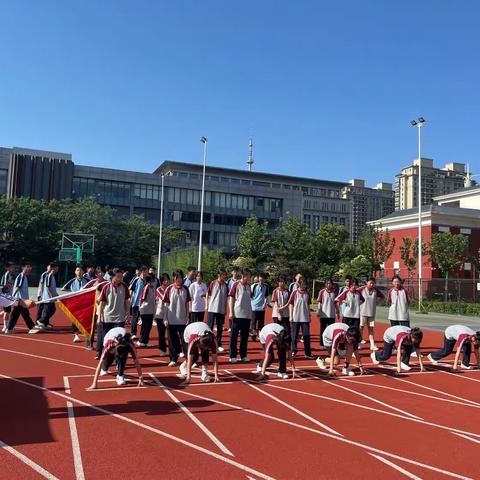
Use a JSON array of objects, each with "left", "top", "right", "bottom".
[{"left": 1, "top": 309, "right": 479, "bottom": 480}]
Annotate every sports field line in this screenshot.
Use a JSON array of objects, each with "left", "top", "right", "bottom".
[
  {"left": 0, "top": 374, "right": 277, "bottom": 480},
  {"left": 225, "top": 369, "right": 343, "bottom": 437},
  {"left": 300, "top": 370, "right": 422, "bottom": 419},
  {"left": 436, "top": 368, "right": 480, "bottom": 384},
  {"left": 0, "top": 439, "right": 60, "bottom": 480},
  {"left": 369, "top": 454, "right": 422, "bottom": 480},
  {"left": 150, "top": 374, "right": 234, "bottom": 456},
  {"left": 452, "top": 433, "right": 480, "bottom": 445}
]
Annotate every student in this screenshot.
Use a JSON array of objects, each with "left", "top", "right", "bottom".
[
  {"left": 387, "top": 275, "right": 410, "bottom": 327},
  {"left": 335, "top": 278, "right": 363, "bottom": 330},
  {"left": 103, "top": 266, "right": 112, "bottom": 282},
  {"left": 371, "top": 326, "right": 425, "bottom": 374},
  {"left": 163, "top": 270, "right": 191, "bottom": 366},
  {"left": 5, "top": 262, "right": 39, "bottom": 334},
  {"left": 97, "top": 268, "right": 131, "bottom": 357},
  {"left": 183, "top": 266, "right": 197, "bottom": 288},
  {"left": 83, "top": 265, "right": 95, "bottom": 282},
  {"left": 130, "top": 266, "right": 147, "bottom": 339},
  {"left": 338, "top": 275, "right": 352, "bottom": 320},
  {"left": 36, "top": 262, "right": 59, "bottom": 329},
  {"left": 357, "top": 277, "right": 384, "bottom": 351},
  {"left": 317, "top": 279, "right": 337, "bottom": 346},
  {"left": 316, "top": 323, "right": 364, "bottom": 376},
  {"left": 179, "top": 322, "right": 220, "bottom": 384},
  {"left": 227, "top": 268, "right": 240, "bottom": 292},
  {"left": 250, "top": 272, "right": 269, "bottom": 341},
  {"left": 283, "top": 277, "right": 314, "bottom": 359},
  {"left": 189, "top": 271, "right": 207, "bottom": 323},
  {"left": 155, "top": 273, "right": 170, "bottom": 356},
  {"left": 84, "top": 267, "right": 107, "bottom": 356},
  {"left": 88, "top": 326, "right": 144, "bottom": 388},
  {"left": 228, "top": 268, "right": 252, "bottom": 363},
  {"left": 206, "top": 269, "right": 229, "bottom": 352},
  {"left": 255, "top": 323, "right": 296, "bottom": 380},
  {"left": 1, "top": 262, "right": 16, "bottom": 332},
  {"left": 63, "top": 266, "right": 89, "bottom": 343},
  {"left": 137, "top": 274, "right": 156, "bottom": 347},
  {"left": 271, "top": 275, "right": 290, "bottom": 331},
  {"left": 2, "top": 288, "right": 36, "bottom": 332},
  {"left": 148, "top": 267, "right": 160, "bottom": 289},
  {"left": 288, "top": 273, "right": 302, "bottom": 295},
  {"left": 428, "top": 325, "right": 480, "bottom": 371}
]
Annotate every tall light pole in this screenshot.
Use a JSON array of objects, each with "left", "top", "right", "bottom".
[
  {"left": 410, "top": 117, "right": 426, "bottom": 311},
  {"left": 198, "top": 137, "right": 208, "bottom": 271},
  {"left": 157, "top": 171, "right": 172, "bottom": 274}
]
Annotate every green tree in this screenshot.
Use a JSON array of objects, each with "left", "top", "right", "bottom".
[
  {"left": 237, "top": 216, "right": 273, "bottom": 270},
  {"left": 358, "top": 225, "right": 395, "bottom": 276},
  {"left": 429, "top": 232, "right": 469, "bottom": 301},
  {"left": 337, "top": 255, "right": 372, "bottom": 279},
  {"left": 162, "top": 226, "right": 187, "bottom": 252}
]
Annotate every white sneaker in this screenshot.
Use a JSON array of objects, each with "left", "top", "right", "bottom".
[
  {"left": 45, "top": 324, "right": 53, "bottom": 330},
  {"left": 168, "top": 361, "right": 176, "bottom": 367},
  {"left": 255, "top": 364, "right": 262, "bottom": 373},
  {"left": 179, "top": 362, "right": 187, "bottom": 376},
  {"left": 1, "top": 326, "right": 6, "bottom": 333},
  {"left": 370, "top": 344, "right": 378, "bottom": 351},
  {"left": 370, "top": 352, "right": 380, "bottom": 365},
  {"left": 73, "top": 334, "right": 82, "bottom": 343},
  {"left": 136, "top": 342, "right": 147, "bottom": 347},
  {"left": 461, "top": 363, "right": 473, "bottom": 370},
  {"left": 201, "top": 368, "right": 211, "bottom": 383},
  {"left": 427, "top": 354, "right": 438, "bottom": 364},
  {"left": 116, "top": 375, "right": 126, "bottom": 385},
  {"left": 28, "top": 328, "right": 40, "bottom": 334},
  {"left": 400, "top": 362, "right": 411, "bottom": 371},
  {"left": 159, "top": 350, "right": 167, "bottom": 357},
  {"left": 229, "top": 358, "right": 237, "bottom": 363},
  {"left": 192, "top": 363, "right": 198, "bottom": 368},
  {"left": 392, "top": 348, "right": 397, "bottom": 354},
  {"left": 36, "top": 322, "right": 46, "bottom": 329},
  {"left": 217, "top": 346, "right": 225, "bottom": 352},
  {"left": 342, "top": 367, "right": 355, "bottom": 376},
  {"left": 100, "top": 369, "right": 108, "bottom": 376},
  {"left": 4, "top": 329, "right": 12, "bottom": 335},
  {"left": 360, "top": 339, "right": 367, "bottom": 344},
  {"left": 411, "top": 351, "right": 418, "bottom": 358},
  {"left": 179, "top": 352, "right": 185, "bottom": 358},
  {"left": 277, "top": 373, "right": 288, "bottom": 379},
  {"left": 131, "top": 335, "right": 137, "bottom": 340},
  {"left": 241, "top": 357, "right": 250, "bottom": 363},
  {"left": 316, "top": 357, "right": 327, "bottom": 370}
]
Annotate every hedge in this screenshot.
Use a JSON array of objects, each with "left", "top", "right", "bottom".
[{"left": 409, "top": 300, "right": 480, "bottom": 316}]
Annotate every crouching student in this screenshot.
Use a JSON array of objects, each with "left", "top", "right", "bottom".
[
  {"left": 88, "top": 326, "right": 144, "bottom": 388},
  {"left": 255, "top": 323, "right": 295, "bottom": 380},
  {"left": 179, "top": 322, "right": 220, "bottom": 384},
  {"left": 371, "top": 326, "right": 424, "bottom": 374},
  {"left": 316, "top": 323, "right": 364, "bottom": 376},
  {"left": 428, "top": 325, "right": 480, "bottom": 371}
]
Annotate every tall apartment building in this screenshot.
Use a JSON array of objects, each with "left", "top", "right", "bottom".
[
  {"left": 395, "top": 158, "right": 467, "bottom": 210},
  {"left": 341, "top": 179, "right": 395, "bottom": 243}
]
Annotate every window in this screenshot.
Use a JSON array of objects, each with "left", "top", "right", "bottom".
[
  {"left": 339, "top": 218, "right": 346, "bottom": 226},
  {"left": 256, "top": 198, "right": 264, "bottom": 208},
  {"left": 304, "top": 214, "right": 311, "bottom": 226},
  {"left": 322, "top": 216, "right": 329, "bottom": 224}
]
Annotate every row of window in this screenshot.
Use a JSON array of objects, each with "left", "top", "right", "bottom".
[
  {"left": 303, "top": 199, "right": 348, "bottom": 212},
  {"left": 303, "top": 214, "right": 347, "bottom": 229}
]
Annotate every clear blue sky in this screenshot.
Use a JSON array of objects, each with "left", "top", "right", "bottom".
[{"left": 1, "top": 1, "right": 479, "bottom": 186}]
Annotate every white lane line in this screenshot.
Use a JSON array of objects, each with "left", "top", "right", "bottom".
[
  {"left": 437, "top": 369, "right": 480, "bottom": 384},
  {"left": 369, "top": 454, "right": 423, "bottom": 479},
  {"left": 301, "top": 371, "right": 422, "bottom": 419},
  {"left": 225, "top": 370, "right": 343, "bottom": 437},
  {"left": 150, "top": 374, "right": 234, "bottom": 457},
  {"left": 0, "top": 439, "right": 60, "bottom": 480},
  {"left": 67, "top": 402, "right": 85, "bottom": 480},
  {"left": 0, "top": 374, "right": 276, "bottom": 480},
  {"left": 63, "top": 376, "right": 72, "bottom": 394},
  {"left": 452, "top": 433, "right": 480, "bottom": 445}
]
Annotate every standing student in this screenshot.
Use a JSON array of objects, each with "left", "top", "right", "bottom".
[
  {"left": 227, "top": 268, "right": 240, "bottom": 292},
  {"left": 288, "top": 273, "right": 302, "bottom": 295},
  {"left": 179, "top": 322, "right": 220, "bottom": 384},
  {"left": 272, "top": 275, "right": 290, "bottom": 331},
  {"left": 63, "top": 266, "right": 89, "bottom": 343},
  {"left": 163, "top": 270, "right": 191, "bottom": 366},
  {"left": 6, "top": 262, "right": 39, "bottom": 334},
  {"left": 206, "top": 269, "right": 229, "bottom": 352},
  {"left": 337, "top": 275, "right": 352, "bottom": 320},
  {"left": 357, "top": 277, "right": 384, "bottom": 351},
  {"left": 316, "top": 323, "right": 364, "bottom": 376},
  {"left": 335, "top": 279, "right": 363, "bottom": 330},
  {"left": 137, "top": 274, "right": 156, "bottom": 347},
  {"left": 83, "top": 265, "right": 95, "bottom": 282},
  {"left": 428, "top": 325, "right": 480, "bottom": 371},
  {"left": 228, "top": 268, "right": 252, "bottom": 363},
  {"left": 255, "top": 323, "right": 295, "bottom": 380},
  {"left": 149, "top": 267, "right": 160, "bottom": 289},
  {"left": 183, "top": 266, "right": 197, "bottom": 288},
  {"left": 1, "top": 262, "right": 16, "bottom": 332},
  {"left": 250, "top": 272, "right": 269, "bottom": 341},
  {"left": 387, "top": 275, "right": 410, "bottom": 327},
  {"left": 155, "top": 273, "right": 170, "bottom": 356},
  {"left": 130, "top": 266, "right": 147, "bottom": 339},
  {"left": 283, "top": 277, "right": 314, "bottom": 359},
  {"left": 371, "top": 326, "right": 424, "bottom": 374},
  {"left": 317, "top": 279, "right": 338, "bottom": 346},
  {"left": 36, "top": 262, "right": 59, "bottom": 329},
  {"left": 189, "top": 271, "right": 207, "bottom": 323},
  {"left": 97, "top": 268, "right": 131, "bottom": 357}
]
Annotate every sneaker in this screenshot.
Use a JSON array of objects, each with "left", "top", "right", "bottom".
[
  {"left": 94, "top": 354, "right": 100, "bottom": 360},
  {"left": 400, "top": 362, "right": 411, "bottom": 371},
  {"left": 36, "top": 322, "right": 46, "bottom": 329},
  {"left": 45, "top": 324, "right": 53, "bottom": 330},
  {"left": 138, "top": 319, "right": 143, "bottom": 325},
  {"left": 360, "top": 339, "right": 367, "bottom": 344},
  {"left": 277, "top": 373, "right": 289, "bottom": 379},
  {"left": 370, "top": 344, "right": 378, "bottom": 351},
  {"left": 241, "top": 357, "right": 250, "bottom": 363},
  {"left": 28, "top": 328, "right": 40, "bottom": 334},
  {"left": 100, "top": 369, "right": 108, "bottom": 376},
  {"left": 342, "top": 367, "right": 355, "bottom": 376},
  {"left": 168, "top": 361, "right": 177, "bottom": 367},
  {"left": 370, "top": 352, "right": 380, "bottom": 365},
  {"left": 73, "top": 334, "right": 82, "bottom": 343},
  {"left": 179, "top": 352, "right": 185, "bottom": 358},
  {"left": 131, "top": 335, "right": 137, "bottom": 340},
  {"left": 159, "top": 350, "right": 167, "bottom": 357},
  {"left": 316, "top": 357, "right": 327, "bottom": 369},
  {"left": 300, "top": 337, "right": 304, "bottom": 343},
  {"left": 192, "top": 363, "right": 198, "bottom": 368},
  {"left": 305, "top": 354, "right": 315, "bottom": 360},
  {"left": 201, "top": 369, "right": 211, "bottom": 383},
  {"left": 392, "top": 348, "right": 397, "bottom": 354},
  {"left": 217, "top": 346, "right": 225, "bottom": 352},
  {"left": 136, "top": 342, "right": 147, "bottom": 347},
  {"left": 116, "top": 375, "right": 126, "bottom": 386},
  {"left": 292, "top": 351, "right": 297, "bottom": 358},
  {"left": 4, "top": 329, "right": 12, "bottom": 335},
  {"left": 427, "top": 354, "right": 438, "bottom": 364},
  {"left": 1, "top": 326, "right": 6, "bottom": 333},
  {"left": 255, "top": 364, "right": 262, "bottom": 373},
  {"left": 179, "top": 362, "right": 187, "bottom": 376},
  {"left": 229, "top": 358, "right": 238, "bottom": 363},
  {"left": 461, "top": 363, "right": 473, "bottom": 370},
  {"left": 411, "top": 351, "right": 418, "bottom": 358},
  {"left": 85, "top": 344, "right": 93, "bottom": 351}
]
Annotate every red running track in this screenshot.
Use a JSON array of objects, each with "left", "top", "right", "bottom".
[{"left": 1, "top": 308, "right": 479, "bottom": 480}]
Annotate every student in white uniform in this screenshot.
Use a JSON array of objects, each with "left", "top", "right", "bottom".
[
  {"left": 206, "top": 269, "right": 229, "bottom": 352},
  {"left": 316, "top": 279, "right": 337, "bottom": 347},
  {"left": 428, "top": 325, "right": 480, "bottom": 370},
  {"left": 357, "top": 277, "right": 384, "bottom": 351},
  {"left": 316, "top": 323, "right": 363, "bottom": 376},
  {"left": 335, "top": 279, "right": 363, "bottom": 330},
  {"left": 387, "top": 276, "right": 410, "bottom": 327},
  {"left": 255, "top": 323, "right": 295, "bottom": 380},
  {"left": 189, "top": 271, "right": 207, "bottom": 323},
  {"left": 271, "top": 275, "right": 290, "bottom": 331},
  {"left": 179, "top": 322, "right": 219, "bottom": 384},
  {"left": 371, "top": 326, "right": 425, "bottom": 374}
]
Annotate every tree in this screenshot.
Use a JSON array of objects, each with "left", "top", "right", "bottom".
[
  {"left": 162, "top": 226, "right": 186, "bottom": 252},
  {"left": 358, "top": 225, "right": 395, "bottom": 276},
  {"left": 429, "top": 232, "right": 469, "bottom": 301},
  {"left": 337, "top": 255, "right": 372, "bottom": 280},
  {"left": 237, "top": 216, "right": 273, "bottom": 270},
  {"left": 399, "top": 237, "right": 428, "bottom": 297}
]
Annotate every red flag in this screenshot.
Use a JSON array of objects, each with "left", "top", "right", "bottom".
[{"left": 57, "top": 288, "right": 98, "bottom": 338}]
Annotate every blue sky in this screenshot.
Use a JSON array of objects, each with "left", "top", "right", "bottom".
[{"left": 1, "top": 1, "right": 479, "bottom": 186}]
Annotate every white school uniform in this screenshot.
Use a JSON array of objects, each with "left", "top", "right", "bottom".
[
  {"left": 317, "top": 288, "right": 337, "bottom": 318},
  {"left": 388, "top": 288, "right": 410, "bottom": 322}
]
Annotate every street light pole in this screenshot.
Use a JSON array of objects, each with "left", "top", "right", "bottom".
[
  {"left": 198, "top": 137, "right": 208, "bottom": 271},
  {"left": 157, "top": 173, "right": 165, "bottom": 274}
]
